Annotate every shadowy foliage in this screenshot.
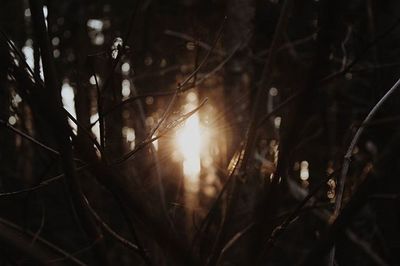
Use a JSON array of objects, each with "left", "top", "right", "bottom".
[{"left": 1, "top": 0, "right": 400, "bottom": 265}]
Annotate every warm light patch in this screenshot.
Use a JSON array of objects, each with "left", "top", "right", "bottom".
[
  {"left": 122, "top": 127, "right": 135, "bottom": 150},
  {"left": 87, "top": 19, "right": 103, "bottom": 31},
  {"left": 8, "top": 116, "right": 17, "bottom": 125},
  {"left": 121, "top": 62, "right": 130, "bottom": 74},
  {"left": 176, "top": 92, "right": 201, "bottom": 192},
  {"left": 89, "top": 75, "right": 100, "bottom": 85},
  {"left": 121, "top": 79, "right": 131, "bottom": 98},
  {"left": 61, "top": 81, "right": 77, "bottom": 132},
  {"left": 22, "top": 40, "right": 34, "bottom": 70},
  {"left": 274, "top": 116, "right": 281, "bottom": 129},
  {"left": 300, "top": 160, "right": 309, "bottom": 180}
]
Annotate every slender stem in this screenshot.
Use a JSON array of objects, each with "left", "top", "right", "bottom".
[
  {"left": 0, "top": 119, "right": 59, "bottom": 155},
  {"left": 333, "top": 77, "right": 400, "bottom": 218},
  {"left": 115, "top": 99, "right": 207, "bottom": 164},
  {"left": 0, "top": 165, "right": 88, "bottom": 198},
  {"left": 84, "top": 196, "right": 140, "bottom": 252},
  {"left": 330, "top": 77, "right": 400, "bottom": 264}
]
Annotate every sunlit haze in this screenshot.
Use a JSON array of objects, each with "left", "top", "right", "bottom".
[{"left": 176, "top": 92, "right": 201, "bottom": 193}]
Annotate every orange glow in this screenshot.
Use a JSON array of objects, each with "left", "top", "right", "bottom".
[{"left": 176, "top": 92, "right": 201, "bottom": 192}]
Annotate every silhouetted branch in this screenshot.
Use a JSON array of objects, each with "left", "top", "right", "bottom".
[
  {"left": 345, "top": 229, "right": 389, "bottom": 266},
  {"left": 115, "top": 98, "right": 207, "bottom": 165},
  {"left": 333, "top": 77, "right": 400, "bottom": 219},
  {"left": 84, "top": 196, "right": 140, "bottom": 252},
  {"left": 0, "top": 217, "right": 86, "bottom": 265},
  {"left": 0, "top": 165, "right": 88, "bottom": 198},
  {"left": 164, "top": 29, "right": 226, "bottom": 56},
  {"left": 0, "top": 118, "right": 59, "bottom": 155}
]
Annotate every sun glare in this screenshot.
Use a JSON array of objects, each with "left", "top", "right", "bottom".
[{"left": 176, "top": 92, "right": 201, "bottom": 192}]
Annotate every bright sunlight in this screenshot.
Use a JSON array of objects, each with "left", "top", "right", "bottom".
[{"left": 176, "top": 92, "right": 202, "bottom": 193}]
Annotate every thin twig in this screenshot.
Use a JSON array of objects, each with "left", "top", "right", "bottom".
[
  {"left": 91, "top": 43, "right": 238, "bottom": 127},
  {"left": 333, "top": 77, "right": 400, "bottom": 218},
  {"left": 215, "top": 223, "right": 254, "bottom": 266},
  {"left": 0, "top": 29, "right": 42, "bottom": 84},
  {"left": 257, "top": 15, "right": 400, "bottom": 129},
  {"left": 46, "top": 241, "right": 97, "bottom": 265},
  {"left": 147, "top": 17, "right": 226, "bottom": 141},
  {"left": 321, "top": 16, "right": 400, "bottom": 83},
  {"left": 0, "top": 119, "right": 59, "bottom": 155},
  {"left": 329, "top": 77, "right": 400, "bottom": 264},
  {"left": 0, "top": 217, "right": 86, "bottom": 265},
  {"left": 63, "top": 110, "right": 104, "bottom": 156},
  {"left": 114, "top": 198, "right": 153, "bottom": 266},
  {"left": 84, "top": 196, "right": 141, "bottom": 253},
  {"left": 346, "top": 229, "right": 389, "bottom": 266},
  {"left": 0, "top": 165, "right": 88, "bottom": 198},
  {"left": 164, "top": 29, "right": 225, "bottom": 56},
  {"left": 99, "top": 0, "right": 142, "bottom": 97},
  {"left": 239, "top": 0, "right": 292, "bottom": 173},
  {"left": 261, "top": 168, "right": 340, "bottom": 253},
  {"left": 114, "top": 99, "right": 207, "bottom": 165},
  {"left": 30, "top": 203, "right": 46, "bottom": 246},
  {"left": 340, "top": 25, "right": 353, "bottom": 71}
]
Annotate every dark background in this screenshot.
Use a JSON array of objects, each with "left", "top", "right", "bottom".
[{"left": 1, "top": 0, "right": 400, "bottom": 265}]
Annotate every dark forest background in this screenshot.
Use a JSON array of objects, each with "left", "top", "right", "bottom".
[{"left": 1, "top": 0, "right": 400, "bottom": 265}]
